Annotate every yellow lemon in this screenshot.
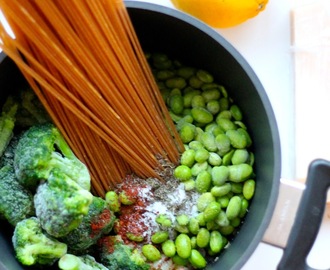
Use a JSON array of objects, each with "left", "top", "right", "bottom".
[{"left": 170, "top": 0, "right": 268, "bottom": 28}]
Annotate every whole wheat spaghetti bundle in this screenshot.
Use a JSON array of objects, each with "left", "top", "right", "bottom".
[{"left": 0, "top": 0, "right": 184, "bottom": 196}]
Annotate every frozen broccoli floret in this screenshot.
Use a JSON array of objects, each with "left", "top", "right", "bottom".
[
  {"left": 14, "top": 123, "right": 90, "bottom": 191},
  {"left": 12, "top": 217, "right": 67, "bottom": 266},
  {"left": 58, "top": 254, "right": 108, "bottom": 270},
  {"left": 0, "top": 165, "right": 34, "bottom": 226},
  {"left": 0, "top": 132, "right": 21, "bottom": 169},
  {"left": 60, "top": 196, "right": 116, "bottom": 253},
  {"left": 98, "top": 235, "right": 150, "bottom": 270},
  {"left": 34, "top": 168, "right": 93, "bottom": 238},
  {"left": 0, "top": 96, "right": 18, "bottom": 157}
]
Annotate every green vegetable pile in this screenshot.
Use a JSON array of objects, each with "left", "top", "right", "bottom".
[{"left": 0, "top": 53, "right": 256, "bottom": 270}]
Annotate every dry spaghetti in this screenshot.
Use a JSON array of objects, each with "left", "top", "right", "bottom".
[{"left": 0, "top": 0, "right": 184, "bottom": 196}]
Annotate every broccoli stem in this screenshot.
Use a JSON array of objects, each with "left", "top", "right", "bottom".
[{"left": 58, "top": 254, "right": 80, "bottom": 270}]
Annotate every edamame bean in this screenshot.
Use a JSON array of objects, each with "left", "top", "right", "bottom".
[
  {"left": 176, "top": 214, "right": 189, "bottom": 226},
  {"left": 219, "top": 97, "right": 230, "bottom": 111},
  {"left": 151, "top": 231, "right": 169, "bottom": 244},
  {"left": 230, "top": 217, "right": 241, "bottom": 227},
  {"left": 166, "top": 77, "right": 187, "bottom": 89},
  {"left": 170, "top": 94, "right": 184, "bottom": 115},
  {"left": 175, "top": 234, "right": 192, "bottom": 259},
  {"left": 162, "top": 240, "right": 176, "bottom": 257},
  {"left": 217, "top": 196, "right": 230, "bottom": 208},
  {"left": 156, "top": 214, "right": 172, "bottom": 227},
  {"left": 181, "top": 149, "right": 196, "bottom": 167},
  {"left": 190, "top": 236, "right": 197, "bottom": 249},
  {"left": 222, "top": 149, "right": 235, "bottom": 166},
  {"left": 142, "top": 244, "right": 161, "bottom": 262},
  {"left": 189, "top": 76, "right": 204, "bottom": 88},
  {"left": 226, "top": 129, "right": 247, "bottom": 149},
  {"left": 215, "top": 210, "right": 230, "bottom": 227},
  {"left": 184, "top": 179, "right": 196, "bottom": 191},
  {"left": 230, "top": 104, "right": 243, "bottom": 121},
  {"left": 179, "top": 123, "right": 196, "bottom": 144},
  {"left": 183, "top": 90, "right": 201, "bottom": 108},
  {"left": 237, "top": 128, "right": 252, "bottom": 147},
  {"left": 207, "top": 100, "right": 220, "bottom": 115},
  {"left": 197, "top": 192, "right": 215, "bottom": 212},
  {"left": 219, "top": 225, "right": 235, "bottom": 236},
  {"left": 157, "top": 70, "right": 175, "bottom": 80},
  {"left": 188, "top": 218, "right": 200, "bottom": 235},
  {"left": 231, "top": 149, "right": 249, "bottom": 165},
  {"left": 195, "top": 170, "right": 212, "bottom": 193},
  {"left": 196, "top": 228, "right": 210, "bottom": 248},
  {"left": 208, "top": 152, "right": 222, "bottom": 166},
  {"left": 188, "top": 140, "right": 204, "bottom": 150},
  {"left": 174, "top": 165, "right": 192, "bottom": 181},
  {"left": 211, "top": 165, "right": 229, "bottom": 186},
  {"left": 231, "top": 182, "right": 243, "bottom": 194},
  {"left": 172, "top": 255, "right": 188, "bottom": 266},
  {"left": 177, "top": 66, "right": 196, "bottom": 79},
  {"left": 191, "top": 95, "right": 206, "bottom": 108},
  {"left": 203, "top": 201, "right": 221, "bottom": 222},
  {"left": 216, "top": 118, "right": 236, "bottom": 131},
  {"left": 243, "top": 179, "right": 255, "bottom": 200},
  {"left": 239, "top": 198, "right": 249, "bottom": 218},
  {"left": 217, "top": 110, "right": 232, "bottom": 120},
  {"left": 226, "top": 196, "right": 242, "bottom": 220},
  {"left": 105, "top": 191, "right": 120, "bottom": 212},
  {"left": 215, "top": 134, "right": 231, "bottom": 156},
  {"left": 196, "top": 70, "right": 214, "bottom": 83},
  {"left": 191, "top": 107, "right": 214, "bottom": 124},
  {"left": 195, "top": 148, "right": 210, "bottom": 163},
  {"left": 211, "top": 183, "right": 231, "bottom": 197},
  {"left": 201, "top": 132, "right": 217, "bottom": 152},
  {"left": 202, "top": 89, "right": 221, "bottom": 102},
  {"left": 210, "top": 231, "right": 223, "bottom": 254},
  {"left": 189, "top": 249, "right": 207, "bottom": 269},
  {"left": 228, "top": 164, "right": 253, "bottom": 182},
  {"left": 191, "top": 161, "right": 208, "bottom": 176}
]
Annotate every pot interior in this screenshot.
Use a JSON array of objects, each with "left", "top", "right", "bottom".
[{"left": 0, "top": 2, "right": 281, "bottom": 269}]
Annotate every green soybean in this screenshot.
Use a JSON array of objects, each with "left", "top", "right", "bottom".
[
  {"left": 172, "top": 255, "right": 188, "bottom": 266},
  {"left": 177, "top": 66, "right": 196, "bottom": 79},
  {"left": 211, "top": 183, "right": 231, "bottom": 197},
  {"left": 215, "top": 210, "right": 230, "bottom": 227},
  {"left": 231, "top": 149, "right": 249, "bottom": 165},
  {"left": 189, "top": 76, "right": 204, "bottom": 88},
  {"left": 195, "top": 170, "right": 212, "bottom": 193},
  {"left": 196, "top": 228, "right": 210, "bottom": 248},
  {"left": 207, "top": 100, "right": 220, "bottom": 115},
  {"left": 184, "top": 179, "right": 196, "bottom": 191},
  {"left": 243, "top": 179, "right": 256, "bottom": 200},
  {"left": 210, "top": 231, "right": 223, "bottom": 254},
  {"left": 191, "top": 95, "right": 206, "bottom": 108},
  {"left": 162, "top": 240, "right": 176, "bottom": 257},
  {"left": 175, "top": 234, "right": 192, "bottom": 259},
  {"left": 189, "top": 249, "right": 207, "bottom": 269},
  {"left": 142, "top": 244, "right": 161, "bottom": 262},
  {"left": 228, "top": 164, "right": 253, "bottom": 182},
  {"left": 201, "top": 132, "right": 217, "bottom": 152},
  {"left": 208, "top": 152, "right": 222, "bottom": 166},
  {"left": 181, "top": 149, "right": 196, "bottom": 167},
  {"left": 226, "top": 196, "right": 242, "bottom": 220},
  {"left": 188, "top": 218, "right": 200, "bottom": 235},
  {"left": 174, "top": 165, "right": 192, "bottom": 181},
  {"left": 169, "top": 95, "right": 184, "bottom": 115},
  {"left": 191, "top": 107, "right": 214, "bottom": 124},
  {"left": 230, "top": 104, "right": 243, "bottom": 121},
  {"left": 202, "top": 89, "right": 221, "bottom": 102},
  {"left": 197, "top": 192, "right": 215, "bottom": 212},
  {"left": 196, "top": 70, "right": 214, "bottom": 83},
  {"left": 211, "top": 165, "right": 229, "bottom": 186},
  {"left": 183, "top": 90, "right": 201, "bottom": 108},
  {"left": 203, "top": 201, "right": 221, "bottom": 222},
  {"left": 191, "top": 161, "right": 208, "bottom": 176},
  {"left": 176, "top": 214, "right": 190, "bottom": 226},
  {"left": 216, "top": 118, "right": 236, "bottom": 131},
  {"left": 179, "top": 123, "right": 196, "bottom": 144},
  {"left": 166, "top": 77, "right": 187, "bottom": 89},
  {"left": 215, "top": 134, "right": 231, "bottom": 156},
  {"left": 195, "top": 148, "right": 210, "bottom": 163},
  {"left": 151, "top": 231, "right": 169, "bottom": 244},
  {"left": 188, "top": 140, "right": 204, "bottom": 150},
  {"left": 226, "top": 129, "right": 247, "bottom": 149},
  {"left": 239, "top": 198, "right": 249, "bottom": 218},
  {"left": 231, "top": 182, "right": 243, "bottom": 194}
]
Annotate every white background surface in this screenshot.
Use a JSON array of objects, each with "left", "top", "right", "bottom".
[{"left": 1, "top": 0, "right": 330, "bottom": 269}]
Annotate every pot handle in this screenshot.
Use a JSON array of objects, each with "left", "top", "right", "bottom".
[{"left": 277, "top": 159, "right": 330, "bottom": 270}]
